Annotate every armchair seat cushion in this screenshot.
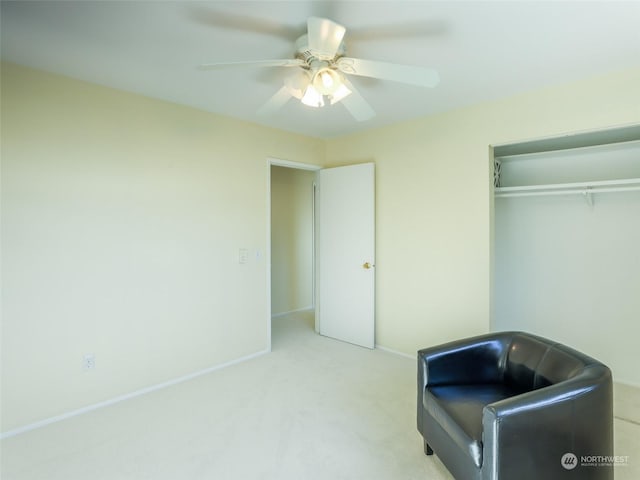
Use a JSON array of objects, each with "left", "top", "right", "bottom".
[{"left": 426, "top": 384, "right": 519, "bottom": 468}]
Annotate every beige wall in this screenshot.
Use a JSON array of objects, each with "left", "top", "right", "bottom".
[
  {"left": 270, "top": 166, "right": 315, "bottom": 315},
  {"left": 325, "top": 67, "right": 640, "bottom": 358},
  {"left": 2, "top": 62, "right": 639, "bottom": 434},
  {"left": 0, "top": 63, "right": 324, "bottom": 432}
]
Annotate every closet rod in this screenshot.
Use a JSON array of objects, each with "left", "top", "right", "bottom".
[
  {"left": 495, "top": 177, "right": 640, "bottom": 193},
  {"left": 495, "top": 185, "right": 640, "bottom": 198}
]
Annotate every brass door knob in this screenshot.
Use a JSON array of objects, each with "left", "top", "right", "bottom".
[{"left": 363, "top": 262, "right": 373, "bottom": 269}]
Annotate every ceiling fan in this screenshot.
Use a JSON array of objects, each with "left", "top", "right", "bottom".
[{"left": 199, "top": 17, "right": 440, "bottom": 121}]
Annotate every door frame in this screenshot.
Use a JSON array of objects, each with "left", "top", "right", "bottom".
[{"left": 266, "top": 157, "right": 321, "bottom": 351}]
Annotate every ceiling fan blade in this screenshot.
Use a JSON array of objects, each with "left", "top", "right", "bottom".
[
  {"left": 348, "top": 20, "right": 448, "bottom": 42},
  {"left": 339, "top": 78, "right": 375, "bottom": 122},
  {"left": 187, "top": 6, "right": 301, "bottom": 41},
  {"left": 307, "top": 17, "right": 346, "bottom": 58},
  {"left": 198, "top": 59, "right": 306, "bottom": 69},
  {"left": 336, "top": 57, "right": 440, "bottom": 88},
  {"left": 257, "top": 85, "right": 294, "bottom": 117}
]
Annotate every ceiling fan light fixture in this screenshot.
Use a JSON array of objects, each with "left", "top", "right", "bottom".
[
  {"left": 301, "top": 84, "right": 325, "bottom": 108},
  {"left": 312, "top": 68, "right": 341, "bottom": 95},
  {"left": 285, "top": 70, "right": 312, "bottom": 100},
  {"left": 329, "top": 83, "right": 352, "bottom": 105}
]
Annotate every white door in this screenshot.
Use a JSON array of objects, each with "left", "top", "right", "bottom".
[{"left": 317, "top": 163, "right": 375, "bottom": 349}]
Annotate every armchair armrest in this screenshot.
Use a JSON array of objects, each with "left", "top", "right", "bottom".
[{"left": 481, "top": 365, "right": 613, "bottom": 479}]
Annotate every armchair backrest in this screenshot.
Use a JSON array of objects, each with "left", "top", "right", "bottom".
[
  {"left": 504, "top": 332, "right": 599, "bottom": 392},
  {"left": 504, "top": 333, "right": 553, "bottom": 393},
  {"left": 534, "top": 343, "right": 598, "bottom": 388}
]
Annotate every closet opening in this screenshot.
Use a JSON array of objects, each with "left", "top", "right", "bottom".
[{"left": 491, "top": 124, "right": 640, "bottom": 386}]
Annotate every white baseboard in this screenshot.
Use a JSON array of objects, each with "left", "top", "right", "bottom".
[
  {"left": 613, "top": 381, "right": 640, "bottom": 425},
  {"left": 375, "top": 344, "right": 415, "bottom": 360},
  {"left": 271, "top": 306, "right": 314, "bottom": 319},
  {"left": 0, "top": 348, "right": 270, "bottom": 440}
]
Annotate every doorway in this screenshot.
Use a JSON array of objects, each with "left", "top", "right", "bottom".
[
  {"left": 268, "top": 159, "right": 320, "bottom": 348},
  {"left": 267, "top": 159, "right": 376, "bottom": 351}
]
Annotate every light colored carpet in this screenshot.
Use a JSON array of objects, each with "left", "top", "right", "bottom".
[
  {"left": 0, "top": 310, "right": 452, "bottom": 480},
  {"left": 2, "top": 310, "right": 638, "bottom": 479}
]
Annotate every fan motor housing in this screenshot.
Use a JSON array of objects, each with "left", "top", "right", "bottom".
[{"left": 294, "top": 34, "right": 345, "bottom": 65}]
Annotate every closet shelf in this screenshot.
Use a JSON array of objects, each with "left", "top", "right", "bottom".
[{"left": 494, "top": 178, "right": 640, "bottom": 198}]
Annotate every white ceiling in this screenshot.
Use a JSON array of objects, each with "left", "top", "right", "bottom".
[{"left": 2, "top": 1, "right": 639, "bottom": 138}]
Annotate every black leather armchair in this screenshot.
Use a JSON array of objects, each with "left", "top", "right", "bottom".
[{"left": 417, "top": 331, "right": 613, "bottom": 480}]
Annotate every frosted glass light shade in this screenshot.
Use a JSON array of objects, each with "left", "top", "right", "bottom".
[
  {"left": 301, "top": 85, "right": 325, "bottom": 107},
  {"left": 329, "top": 83, "right": 352, "bottom": 104}
]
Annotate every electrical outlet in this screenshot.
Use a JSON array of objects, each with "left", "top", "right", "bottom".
[
  {"left": 239, "top": 248, "right": 249, "bottom": 264},
  {"left": 83, "top": 354, "right": 96, "bottom": 371}
]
